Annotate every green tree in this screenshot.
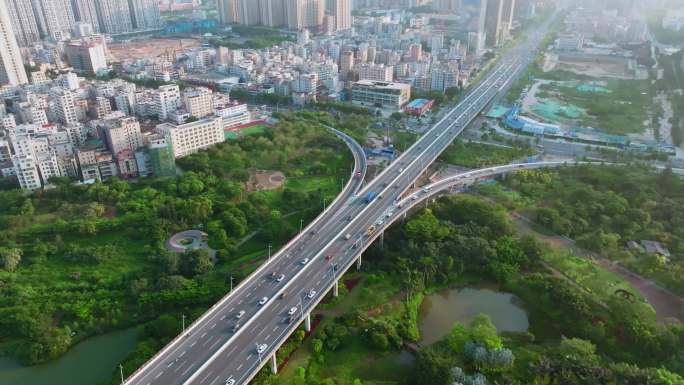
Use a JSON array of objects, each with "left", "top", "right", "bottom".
[{"left": 0, "top": 247, "right": 22, "bottom": 272}]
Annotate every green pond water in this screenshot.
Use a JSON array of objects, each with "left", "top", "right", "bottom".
[{"left": 0, "top": 327, "right": 137, "bottom": 385}]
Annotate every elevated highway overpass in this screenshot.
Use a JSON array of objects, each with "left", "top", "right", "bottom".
[{"left": 125, "top": 12, "right": 559, "bottom": 385}]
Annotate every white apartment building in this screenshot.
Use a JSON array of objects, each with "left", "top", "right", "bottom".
[
  {"left": 430, "top": 65, "right": 460, "bottom": 92},
  {"left": 5, "top": 0, "right": 41, "bottom": 47},
  {"left": 95, "top": 0, "right": 134, "bottom": 34},
  {"left": 51, "top": 88, "right": 79, "bottom": 125},
  {"left": 103, "top": 117, "right": 143, "bottom": 156},
  {"left": 13, "top": 156, "right": 41, "bottom": 190},
  {"left": 64, "top": 39, "right": 107, "bottom": 74},
  {"left": 156, "top": 116, "right": 225, "bottom": 158},
  {"left": 183, "top": 89, "right": 214, "bottom": 119},
  {"left": 0, "top": 1, "right": 29, "bottom": 86},
  {"left": 128, "top": 0, "right": 162, "bottom": 30},
  {"left": 153, "top": 84, "right": 181, "bottom": 121},
  {"left": 357, "top": 63, "right": 394, "bottom": 82},
  {"left": 333, "top": 0, "right": 351, "bottom": 31},
  {"left": 33, "top": 0, "right": 75, "bottom": 41},
  {"left": 216, "top": 103, "right": 250, "bottom": 129}
]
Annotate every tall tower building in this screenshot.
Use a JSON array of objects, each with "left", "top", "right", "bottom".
[
  {"left": 6, "top": 0, "right": 41, "bottom": 46},
  {"left": 127, "top": 0, "right": 162, "bottom": 30},
  {"left": 238, "top": 0, "right": 261, "bottom": 25},
  {"left": 259, "top": 0, "right": 286, "bottom": 27},
  {"left": 95, "top": 0, "right": 133, "bottom": 34},
  {"left": 71, "top": 0, "right": 101, "bottom": 33},
  {"left": 501, "top": 0, "right": 515, "bottom": 35},
  {"left": 485, "top": 0, "right": 504, "bottom": 47},
  {"left": 217, "top": 0, "right": 240, "bottom": 24},
  {"left": 332, "top": 0, "right": 351, "bottom": 31},
  {"left": 287, "top": 0, "right": 323, "bottom": 30},
  {"left": 32, "top": 0, "right": 76, "bottom": 40},
  {"left": 0, "top": 1, "right": 29, "bottom": 85}
]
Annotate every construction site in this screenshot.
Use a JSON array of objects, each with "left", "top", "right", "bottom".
[{"left": 107, "top": 38, "right": 202, "bottom": 62}]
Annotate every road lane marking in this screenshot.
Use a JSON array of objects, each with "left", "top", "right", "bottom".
[
  {"left": 155, "top": 372, "right": 163, "bottom": 379},
  {"left": 179, "top": 350, "right": 186, "bottom": 358},
  {"left": 201, "top": 332, "right": 207, "bottom": 338},
  {"left": 208, "top": 338, "right": 222, "bottom": 351},
  {"left": 237, "top": 364, "right": 243, "bottom": 371},
  {"left": 181, "top": 364, "right": 194, "bottom": 376},
  {"left": 211, "top": 323, "right": 216, "bottom": 329},
  {"left": 202, "top": 336, "right": 215, "bottom": 347},
  {"left": 190, "top": 340, "right": 197, "bottom": 347},
  {"left": 174, "top": 360, "right": 187, "bottom": 373},
  {"left": 246, "top": 354, "right": 253, "bottom": 361},
  {"left": 199, "top": 370, "right": 213, "bottom": 384}
]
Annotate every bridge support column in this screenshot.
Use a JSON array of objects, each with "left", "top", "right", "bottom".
[
  {"left": 304, "top": 312, "right": 311, "bottom": 332},
  {"left": 379, "top": 231, "right": 384, "bottom": 249},
  {"left": 333, "top": 280, "right": 339, "bottom": 297},
  {"left": 356, "top": 254, "right": 362, "bottom": 270},
  {"left": 270, "top": 352, "right": 278, "bottom": 374}
]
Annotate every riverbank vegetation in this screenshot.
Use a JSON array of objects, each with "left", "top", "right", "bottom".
[
  {"left": 0, "top": 113, "right": 353, "bottom": 366},
  {"left": 254, "top": 189, "right": 684, "bottom": 385}
]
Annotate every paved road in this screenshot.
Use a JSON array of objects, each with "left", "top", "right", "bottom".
[{"left": 125, "top": 12, "right": 558, "bottom": 385}]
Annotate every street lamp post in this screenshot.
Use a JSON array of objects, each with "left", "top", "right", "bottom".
[
  {"left": 120, "top": 364, "right": 124, "bottom": 385},
  {"left": 230, "top": 275, "right": 234, "bottom": 292},
  {"left": 182, "top": 314, "right": 186, "bottom": 332},
  {"left": 268, "top": 245, "right": 272, "bottom": 259},
  {"left": 299, "top": 218, "right": 304, "bottom": 234}
]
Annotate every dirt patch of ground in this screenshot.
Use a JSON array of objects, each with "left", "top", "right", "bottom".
[
  {"left": 246, "top": 169, "right": 286, "bottom": 192},
  {"left": 108, "top": 38, "right": 202, "bottom": 62},
  {"left": 545, "top": 53, "right": 635, "bottom": 79}
]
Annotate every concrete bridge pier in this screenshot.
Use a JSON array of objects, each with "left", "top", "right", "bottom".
[
  {"left": 333, "top": 280, "right": 339, "bottom": 297},
  {"left": 304, "top": 312, "right": 311, "bottom": 332},
  {"left": 270, "top": 352, "right": 278, "bottom": 374}
]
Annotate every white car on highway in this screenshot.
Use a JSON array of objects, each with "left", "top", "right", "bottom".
[
  {"left": 288, "top": 306, "right": 298, "bottom": 315},
  {"left": 300, "top": 258, "right": 310, "bottom": 265},
  {"left": 276, "top": 274, "right": 285, "bottom": 282},
  {"left": 257, "top": 344, "right": 268, "bottom": 354},
  {"left": 258, "top": 297, "right": 269, "bottom": 305},
  {"left": 235, "top": 310, "right": 245, "bottom": 319},
  {"left": 225, "top": 378, "right": 235, "bottom": 385},
  {"left": 307, "top": 289, "right": 316, "bottom": 299}
]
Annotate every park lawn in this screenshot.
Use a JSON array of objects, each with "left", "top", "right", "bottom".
[
  {"left": 318, "top": 339, "right": 407, "bottom": 384},
  {"left": 284, "top": 175, "right": 344, "bottom": 194},
  {"left": 541, "top": 250, "right": 645, "bottom": 304},
  {"left": 439, "top": 140, "right": 535, "bottom": 168}
]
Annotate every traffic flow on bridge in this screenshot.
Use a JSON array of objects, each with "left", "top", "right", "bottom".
[{"left": 124, "top": 11, "right": 559, "bottom": 385}]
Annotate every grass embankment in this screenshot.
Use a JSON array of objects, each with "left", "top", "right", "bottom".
[{"left": 439, "top": 139, "right": 536, "bottom": 168}]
